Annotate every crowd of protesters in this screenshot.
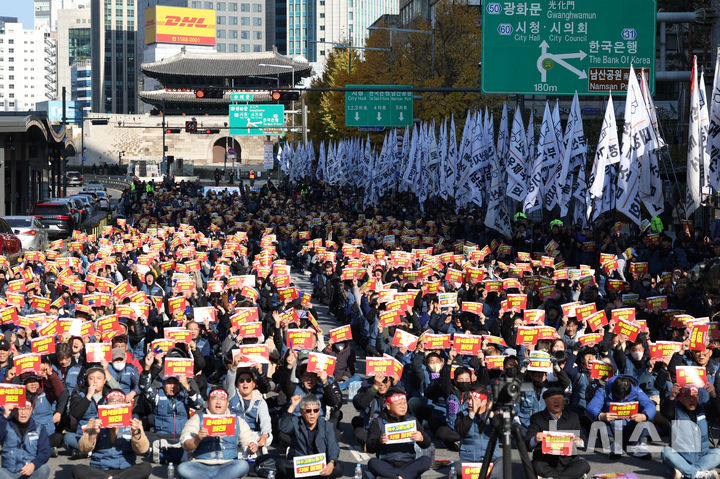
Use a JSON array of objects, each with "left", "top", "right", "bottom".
[{"left": 0, "top": 177, "right": 718, "bottom": 479}]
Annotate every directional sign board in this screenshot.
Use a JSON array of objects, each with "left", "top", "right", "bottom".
[
  {"left": 230, "top": 93, "right": 254, "bottom": 102},
  {"left": 345, "top": 85, "right": 413, "bottom": 127},
  {"left": 229, "top": 104, "right": 284, "bottom": 136},
  {"left": 481, "top": 0, "right": 656, "bottom": 95}
]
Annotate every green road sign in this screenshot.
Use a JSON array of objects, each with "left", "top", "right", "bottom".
[
  {"left": 229, "top": 104, "right": 284, "bottom": 136},
  {"left": 230, "top": 93, "right": 254, "bottom": 102},
  {"left": 345, "top": 85, "right": 413, "bottom": 127},
  {"left": 481, "top": 0, "right": 656, "bottom": 96}
]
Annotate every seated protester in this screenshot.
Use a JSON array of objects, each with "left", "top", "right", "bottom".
[
  {"left": 66, "top": 366, "right": 112, "bottom": 458},
  {"left": 408, "top": 348, "right": 451, "bottom": 433},
  {"left": 365, "top": 388, "right": 432, "bottom": 479},
  {"left": 615, "top": 339, "right": 660, "bottom": 404},
  {"left": 0, "top": 339, "right": 13, "bottom": 382},
  {"left": 139, "top": 352, "right": 204, "bottom": 464},
  {"left": 436, "top": 366, "right": 474, "bottom": 450},
  {"left": 0, "top": 398, "right": 52, "bottom": 479},
  {"left": 18, "top": 371, "right": 66, "bottom": 450},
  {"left": 322, "top": 336, "right": 361, "bottom": 396},
  {"left": 586, "top": 374, "right": 656, "bottom": 459},
  {"left": 71, "top": 390, "right": 152, "bottom": 479},
  {"left": 352, "top": 374, "right": 401, "bottom": 447},
  {"left": 569, "top": 347, "right": 601, "bottom": 427},
  {"left": 179, "top": 388, "right": 256, "bottom": 479},
  {"left": 277, "top": 394, "right": 342, "bottom": 479},
  {"left": 223, "top": 366, "right": 273, "bottom": 455},
  {"left": 106, "top": 347, "right": 140, "bottom": 403},
  {"left": 52, "top": 342, "right": 82, "bottom": 398},
  {"left": 276, "top": 350, "right": 342, "bottom": 427},
  {"left": 526, "top": 388, "right": 590, "bottom": 479},
  {"left": 111, "top": 334, "right": 143, "bottom": 374},
  {"left": 661, "top": 382, "right": 720, "bottom": 479},
  {"left": 454, "top": 385, "right": 502, "bottom": 479}
]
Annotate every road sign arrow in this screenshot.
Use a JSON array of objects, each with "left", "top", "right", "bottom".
[
  {"left": 377, "top": 112, "right": 382, "bottom": 121},
  {"left": 354, "top": 112, "right": 359, "bottom": 121},
  {"left": 399, "top": 112, "right": 404, "bottom": 121}
]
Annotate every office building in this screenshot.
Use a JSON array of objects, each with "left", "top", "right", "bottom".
[
  {"left": 188, "top": 0, "right": 266, "bottom": 53},
  {"left": 0, "top": 22, "right": 56, "bottom": 111},
  {"left": 90, "top": 0, "right": 138, "bottom": 113},
  {"left": 71, "top": 59, "right": 92, "bottom": 113},
  {"left": 56, "top": 7, "right": 91, "bottom": 106},
  {"left": 265, "top": 0, "right": 286, "bottom": 53},
  {"left": 35, "top": 0, "right": 91, "bottom": 31}
]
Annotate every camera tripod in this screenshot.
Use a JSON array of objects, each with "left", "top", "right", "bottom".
[{"left": 477, "top": 406, "right": 537, "bottom": 479}]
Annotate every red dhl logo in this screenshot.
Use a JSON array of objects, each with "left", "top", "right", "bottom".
[{"left": 163, "top": 16, "right": 210, "bottom": 28}]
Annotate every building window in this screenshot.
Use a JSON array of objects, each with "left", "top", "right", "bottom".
[
  {"left": 218, "top": 29, "right": 226, "bottom": 38},
  {"left": 319, "top": 49, "right": 324, "bottom": 55},
  {"left": 253, "top": 3, "right": 262, "bottom": 12},
  {"left": 230, "top": 30, "right": 238, "bottom": 39},
  {"left": 253, "top": 44, "right": 261, "bottom": 52},
  {"left": 348, "top": 12, "right": 353, "bottom": 19},
  {"left": 217, "top": 16, "right": 226, "bottom": 24},
  {"left": 253, "top": 17, "right": 261, "bottom": 26},
  {"left": 229, "top": 43, "right": 238, "bottom": 52},
  {"left": 217, "top": 43, "right": 226, "bottom": 52},
  {"left": 241, "top": 44, "right": 249, "bottom": 52},
  {"left": 253, "top": 31, "right": 262, "bottom": 40},
  {"left": 319, "top": 25, "right": 324, "bottom": 30},
  {"left": 205, "top": 1, "right": 213, "bottom": 8},
  {"left": 241, "top": 31, "right": 249, "bottom": 39},
  {"left": 229, "top": 16, "right": 238, "bottom": 25},
  {"left": 319, "top": 13, "right": 324, "bottom": 18},
  {"left": 241, "top": 3, "right": 250, "bottom": 11},
  {"left": 216, "top": 2, "right": 226, "bottom": 9},
  {"left": 241, "top": 17, "right": 249, "bottom": 25},
  {"left": 229, "top": 2, "right": 238, "bottom": 11}
]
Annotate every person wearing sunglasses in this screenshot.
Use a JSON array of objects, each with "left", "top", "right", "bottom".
[
  {"left": 225, "top": 367, "right": 272, "bottom": 456},
  {"left": 277, "top": 394, "right": 341, "bottom": 479}
]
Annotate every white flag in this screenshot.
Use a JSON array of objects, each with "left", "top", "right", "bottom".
[
  {"left": 699, "top": 69, "right": 710, "bottom": 191},
  {"left": 524, "top": 101, "right": 554, "bottom": 213},
  {"left": 445, "top": 115, "right": 458, "bottom": 198},
  {"left": 506, "top": 105, "right": 527, "bottom": 202},
  {"left": 686, "top": 56, "right": 702, "bottom": 217},
  {"left": 617, "top": 65, "right": 654, "bottom": 225},
  {"left": 637, "top": 69, "right": 664, "bottom": 218},
  {"left": 485, "top": 123, "right": 512, "bottom": 238},
  {"left": 707, "top": 48, "right": 720, "bottom": 191}
]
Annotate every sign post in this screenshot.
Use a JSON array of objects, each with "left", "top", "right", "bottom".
[
  {"left": 481, "top": 0, "right": 656, "bottom": 95},
  {"left": 345, "top": 85, "right": 414, "bottom": 127}
]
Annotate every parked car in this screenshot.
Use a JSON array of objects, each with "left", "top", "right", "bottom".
[
  {"left": 0, "top": 217, "right": 22, "bottom": 263},
  {"left": 94, "top": 190, "right": 111, "bottom": 211},
  {"left": 31, "top": 200, "right": 76, "bottom": 238},
  {"left": 58, "top": 197, "right": 84, "bottom": 224},
  {"left": 68, "top": 194, "right": 95, "bottom": 220},
  {"left": 84, "top": 180, "right": 105, "bottom": 192},
  {"left": 66, "top": 170, "right": 83, "bottom": 186},
  {"left": 4, "top": 216, "right": 48, "bottom": 251}
]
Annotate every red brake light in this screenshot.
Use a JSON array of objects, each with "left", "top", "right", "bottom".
[
  {"left": 21, "top": 230, "right": 36, "bottom": 236},
  {"left": 31, "top": 215, "right": 42, "bottom": 219},
  {"left": 56, "top": 215, "right": 70, "bottom": 220}
]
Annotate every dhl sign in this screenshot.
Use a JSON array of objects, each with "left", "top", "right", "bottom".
[{"left": 145, "top": 6, "right": 216, "bottom": 46}]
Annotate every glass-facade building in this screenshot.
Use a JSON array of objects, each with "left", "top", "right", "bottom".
[{"left": 286, "top": 0, "right": 315, "bottom": 61}]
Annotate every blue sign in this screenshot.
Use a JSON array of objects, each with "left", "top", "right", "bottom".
[{"left": 41, "top": 101, "right": 81, "bottom": 123}]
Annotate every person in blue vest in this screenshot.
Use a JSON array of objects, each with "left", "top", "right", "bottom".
[
  {"left": 140, "top": 351, "right": 205, "bottom": 464},
  {"left": 18, "top": 373, "right": 65, "bottom": 450},
  {"left": 224, "top": 367, "right": 272, "bottom": 453},
  {"left": 277, "top": 394, "right": 341, "bottom": 479},
  {"left": 0, "top": 399, "right": 51, "bottom": 479},
  {"left": 66, "top": 366, "right": 112, "bottom": 459},
  {"left": 106, "top": 347, "right": 140, "bottom": 404},
  {"left": 661, "top": 382, "right": 720, "bottom": 479},
  {"left": 52, "top": 343, "right": 82, "bottom": 398},
  {"left": 454, "top": 385, "right": 503, "bottom": 479},
  {"left": 71, "top": 389, "right": 152, "bottom": 479},
  {"left": 178, "top": 387, "right": 256, "bottom": 479},
  {"left": 365, "top": 388, "right": 432, "bottom": 479}
]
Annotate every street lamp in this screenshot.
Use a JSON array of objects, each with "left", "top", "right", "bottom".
[{"left": 258, "top": 62, "right": 295, "bottom": 145}]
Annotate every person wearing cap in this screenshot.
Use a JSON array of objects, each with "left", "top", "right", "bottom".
[
  {"left": 224, "top": 365, "right": 272, "bottom": 454},
  {"left": 71, "top": 389, "right": 152, "bottom": 479},
  {"left": 366, "top": 387, "right": 432, "bottom": 479},
  {"left": 352, "top": 373, "right": 401, "bottom": 447},
  {"left": 140, "top": 351, "right": 204, "bottom": 464},
  {"left": 586, "top": 374, "right": 656, "bottom": 458},
  {"left": 106, "top": 347, "right": 140, "bottom": 404},
  {"left": 526, "top": 388, "right": 590, "bottom": 479},
  {"left": 516, "top": 357, "right": 570, "bottom": 435},
  {"left": 661, "top": 382, "right": 720, "bottom": 479},
  {"left": 0, "top": 399, "right": 51, "bottom": 479},
  {"left": 65, "top": 366, "right": 112, "bottom": 457},
  {"left": 454, "top": 385, "right": 502, "bottom": 479},
  {"left": 178, "top": 387, "right": 256, "bottom": 479},
  {"left": 277, "top": 394, "right": 341, "bottom": 479},
  {"left": 18, "top": 368, "right": 66, "bottom": 450}
]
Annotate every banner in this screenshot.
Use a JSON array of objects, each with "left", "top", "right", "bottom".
[
  {"left": 676, "top": 366, "right": 707, "bottom": 387},
  {"left": 30, "top": 336, "right": 55, "bottom": 355},
  {"left": 287, "top": 329, "right": 315, "bottom": 350},
  {"left": 98, "top": 403, "right": 132, "bottom": 428},
  {"left": 650, "top": 341, "right": 683, "bottom": 360},
  {"left": 85, "top": 343, "right": 112, "bottom": 363},
  {"left": 164, "top": 328, "right": 192, "bottom": 343},
  {"left": 609, "top": 401, "right": 639, "bottom": 418},
  {"left": 452, "top": 334, "right": 482, "bottom": 355},
  {"left": 541, "top": 432, "right": 575, "bottom": 456},
  {"left": 237, "top": 322, "right": 263, "bottom": 338},
  {"left": 0, "top": 384, "right": 26, "bottom": 407},
  {"left": 202, "top": 414, "right": 237, "bottom": 437},
  {"left": 365, "top": 357, "right": 396, "bottom": 377},
  {"left": 233, "top": 344, "right": 270, "bottom": 365},
  {"left": 421, "top": 333, "right": 451, "bottom": 350},
  {"left": 391, "top": 329, "right": 419, "bottom": 351},
  {"left": 689, "top": 323, "right": 709, "bottom": 351},
  {"left": 306, "top": 352, "right": 336, "bottom": 376},
  {"left": 329, "top": 325, "right": 352, "bottom": 343},
  {"left": 590, "top": 361, "right": 613, "bottom": 380},
  {"left": 384, "top": 419, "right": 416, "bottom": 444},
  {"left": 164, "top": 357, "right": 194, "bottom": 378}
]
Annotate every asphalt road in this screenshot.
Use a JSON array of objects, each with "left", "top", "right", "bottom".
[{"left": 40, "top": 213, "right": 673, "bottom": 479}]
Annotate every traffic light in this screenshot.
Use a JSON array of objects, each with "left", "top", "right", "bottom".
[
  {"left": 195, "top": 88, "right": 224, "bottom": 99},
  {"left": 201, "top": 128, "right": 220, "bottom": 134},
  {"left": 271, "top": 90, "right": 300, "bottom": 101},
  {"left": 165, "top": 128, "right": 181, "bottom": 134},
  {"left": 185, "top": 121, "right": 197, "bottom": 133}
]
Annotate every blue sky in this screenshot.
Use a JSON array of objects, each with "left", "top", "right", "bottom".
[{"left": 2, "top": 2, "right": 35, "bottom": 29}]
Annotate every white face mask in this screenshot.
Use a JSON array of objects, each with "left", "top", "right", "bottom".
[
  {"left": 630, "top": 351, "right": 643, "bottom": 361},
  {"left": 112, "top": 362, "right": 126, "bottom": 372},
  {"left": 428, "top": 363, "right": 442, "bottom": 373},
  {"left": 335, "top": 342, "right": 346, "bottom": 351}
]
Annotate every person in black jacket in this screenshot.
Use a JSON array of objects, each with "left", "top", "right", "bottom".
[
  {"left": 525, "top": 388, "right": 590, "bottom": 479},
  {"left": 366, "top": 388, "right": 432, "bottom": 479}
]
